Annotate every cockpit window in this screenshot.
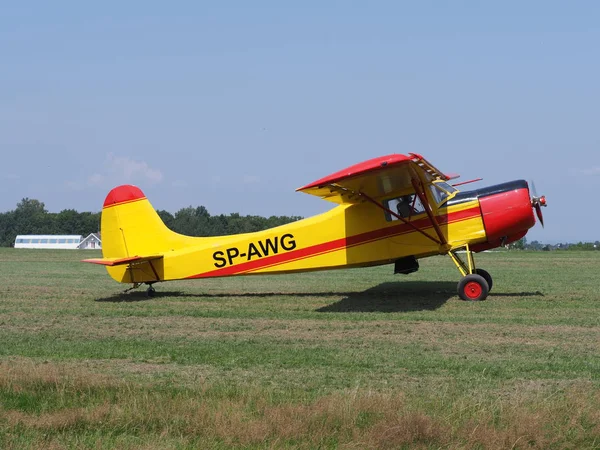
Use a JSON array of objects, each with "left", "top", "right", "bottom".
[
  {"left": 429, "top": 182, "right": 457, "bottom": 205},
  {"left": 383, "top": 194, "right": 426, "bottom": 222}
]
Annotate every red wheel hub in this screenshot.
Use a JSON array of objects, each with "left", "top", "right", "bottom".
[{"left": 464, "top": 281, "right": 483, "bottom": 299}]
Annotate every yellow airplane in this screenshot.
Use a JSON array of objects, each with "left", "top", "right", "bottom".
[{"left": 84, "top": 153, "right": 546, "bottom": 301}]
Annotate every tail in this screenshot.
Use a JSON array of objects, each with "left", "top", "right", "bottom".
[{"left": 83, "top": 185, "right": 194, "bottom": 283}]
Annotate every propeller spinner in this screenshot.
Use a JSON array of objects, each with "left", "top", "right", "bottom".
[{"left": 530, "top": 181, "right": 547, "bottom": 227}]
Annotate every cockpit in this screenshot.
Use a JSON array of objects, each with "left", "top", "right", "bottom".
[{"left": 383, "top": 181, "right": 458, "bottom": 222}]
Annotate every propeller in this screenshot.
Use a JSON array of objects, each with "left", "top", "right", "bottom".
[{"left": 530, "top": 180, "right": 547, "bottom": 227}]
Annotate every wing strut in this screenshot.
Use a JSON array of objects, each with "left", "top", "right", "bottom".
[
  {"left": 148, "top": 260, "right": 160, "bottom": 282},
  {"left": 355, "top": 189, "right": 442, "bottom": 246},
  {"left": 410, "top": 176, "right": 447, "bottom": 245}
]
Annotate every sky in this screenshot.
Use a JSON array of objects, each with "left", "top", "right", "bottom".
[{"left": 1, "top": 1, "right": 599, "bottom": 243}]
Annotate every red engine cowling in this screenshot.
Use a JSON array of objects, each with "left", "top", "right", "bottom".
[{"left": 479, "top": 186, "right": 535, "bottom": 243}]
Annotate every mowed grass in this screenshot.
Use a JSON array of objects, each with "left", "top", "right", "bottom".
[{"left": 0, "top": 249, "right": 599, "bottom": 449}]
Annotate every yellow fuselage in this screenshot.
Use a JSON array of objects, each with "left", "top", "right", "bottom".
[{"left": 101, "top": 194, "right": 485, "bottom": 284}]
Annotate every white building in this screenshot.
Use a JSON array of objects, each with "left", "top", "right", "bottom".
[
  {"left": 14, "top": 235, "right": 83, "bottom": 250},
  {"left": 78, "top": 233, "right": 102, "bottom": 250}
]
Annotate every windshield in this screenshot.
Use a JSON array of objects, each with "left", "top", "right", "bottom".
[{"left": 429, "top": 182, "right": 457, "bottom": 205}]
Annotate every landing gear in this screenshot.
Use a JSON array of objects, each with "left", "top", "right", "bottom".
[
  {"left": 448, "top": 245, "right": 493, "bottom": 301},
  {"left": 146, "top": 284, "right": 156, "bottom": 297},
  {"left": 123, "top": 283, "right": 141, "bottom": 294},
  {"left": 475, "top": 268, "right": 493, "bottom": 292},
  {"left": 458, "top": 274, "right": 489, "bottom": 301}
]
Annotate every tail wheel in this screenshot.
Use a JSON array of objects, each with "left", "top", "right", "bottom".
[
  {"left": 475, "top": 268, "right": 493, "bottom": 292},
  {"left": 458, "top": 274, "right": 489, "bottom": 301}
]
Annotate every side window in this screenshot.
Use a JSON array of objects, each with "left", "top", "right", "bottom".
[{"left": 384, "top": 194, "right": 426, "bottom": 221}]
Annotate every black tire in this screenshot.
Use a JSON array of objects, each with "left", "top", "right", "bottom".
[
  {"left": 458, "top": 274, "right": 489, "bottom": 301},
  {"left": 475, "top": 268, "right": 493, "bottom": 292},
  {"left": 146, "top": 286, "right": 155, "bottom": 297}
]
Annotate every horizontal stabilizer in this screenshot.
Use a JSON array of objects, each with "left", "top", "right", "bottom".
[{"left": 82, "top": 255, "right": 163, "bottom": 266}]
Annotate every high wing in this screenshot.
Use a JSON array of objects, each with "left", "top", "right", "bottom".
[
  {"left": 296, "top": 153, "right": 456, "bottom": 204},
  {"left": 82, "top": 255, "right": 163, "bottom": 266}
]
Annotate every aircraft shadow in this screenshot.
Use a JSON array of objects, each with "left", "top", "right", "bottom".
[
  {"left": 490, "top": 291, "right": 544, "bottom": 297},
  {"left": 94, "top": 290, "right": 363, "bottom": 303},
  {"left": 95, "top": 291, "right": 162, "bottom": 303},
  {"left": 316, "top": 281, "right": 455, "bottom": 313},
  {"left": 94, "top": 284, "right": 544, "bottom": 309},
  {"left": 317, "top": 284, "right": 545, "bottom": 313}
]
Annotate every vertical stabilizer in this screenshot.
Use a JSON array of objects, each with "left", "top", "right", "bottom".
[{"left": 100, "top": 185, "right": 190, "bottom": 258}]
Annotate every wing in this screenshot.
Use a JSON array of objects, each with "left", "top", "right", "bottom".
[
  {"left": 296, "top": 153, "right": 454, "bottom": 204},
  {"left": 82, "top": 255, "right": 163, "bottom": 266}
]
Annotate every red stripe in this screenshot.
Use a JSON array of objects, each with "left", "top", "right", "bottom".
[
  {"left": 251, "top": 206, "right": 481, "bottom": 273},
  {"left": 187, "top": 206, "right": 481, "bottom": 279},
  {"left": 103, "top": 197, "right": 147, "bottom": 209}
]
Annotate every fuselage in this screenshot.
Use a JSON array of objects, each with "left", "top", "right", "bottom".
[{"left": 102, "top": 180, "right": 536, "bottom": 284}]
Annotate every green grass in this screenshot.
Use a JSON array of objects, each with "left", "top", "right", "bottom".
[{"left": 0, "top": 248, "right": 599, "bottom": 449}]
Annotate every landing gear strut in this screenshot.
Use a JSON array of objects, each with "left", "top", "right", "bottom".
[
  {"left": 146, "top": 284, "right": 156, "bottom": 297},
  {"left": 122, "top": 283, "right": 141, "bottom": 294},
  {"left": 448, "top": 245, "right": 493, "bottom": 301}
]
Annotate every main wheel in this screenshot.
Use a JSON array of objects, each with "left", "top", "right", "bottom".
[
  {"left": 146, "top": 285, "right": 155, "bottom": 297},
  {"left": 458, "top": 274, "right": 489, "bottom": 301},
  {"left": 475, "top": 268, "right": 493, "bottom": 292}
]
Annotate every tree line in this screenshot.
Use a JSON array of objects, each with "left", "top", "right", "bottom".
[
  {"left": 510, "top": 237, "right": 599, "bottom": 251},
  {"left": 0, "top": 198, "right": 302, "bottom": 247},
  {"left": 2, "top": 198, "right": 597, "bottom": 250}
]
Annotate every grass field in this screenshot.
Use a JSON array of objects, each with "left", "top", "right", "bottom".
[{"left": 0, "top": 248, "right": 599, "bottom": 449}]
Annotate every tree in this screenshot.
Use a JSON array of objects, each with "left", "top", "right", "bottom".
[
  {"left": 157, "top": 210, "right": 175, "bottom": 230},
  {"left": 172, "top": 206, "right": 212, "bottom": 236},
  {"left": 55, "top": 209, "right": 83, "bottom": 235},
  {"left": 528, "top": 240, "right": 543, "bottom": 251},
  {"left": 0, "top": 210, "right": 16, "bottom": 247},
  {"left": 510, "top": 237, "right": 526, "bottom": 250},
  {"left": 13, "top": 198, "right": 51, "bottom": 234}
]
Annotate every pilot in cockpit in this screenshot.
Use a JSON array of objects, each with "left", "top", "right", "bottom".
[{"left": 396, "top": 195, "right": 413, "bottom": 218}]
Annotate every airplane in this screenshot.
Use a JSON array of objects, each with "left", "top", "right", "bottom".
[{"left": 83, "top": 153, "right": 546, "bottom": 301}]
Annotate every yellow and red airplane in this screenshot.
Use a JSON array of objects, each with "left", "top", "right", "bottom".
[{"left": 84, "top": 153, "right": 546, "bottom": 301}]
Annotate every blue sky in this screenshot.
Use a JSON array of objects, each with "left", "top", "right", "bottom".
[{"left": 1, "top": 1, "right": 598, "bottom": 243}]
